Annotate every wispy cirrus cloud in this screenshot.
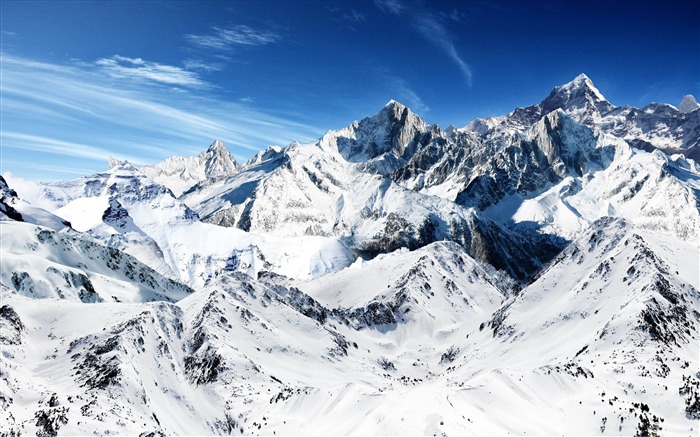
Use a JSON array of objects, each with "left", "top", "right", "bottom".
[
  {"left": 95, "top": 55, "right": 207, "bottom": 88},
  {"left": 182, "top": 58, "right": 226, "bottom": 72},
  {"left": 185, "top": 25, "right": 280, "bottom": 51},
  {"left": 0, "top": 53, "right": 323, "bottom": 180},
  {"left": 374, "top": 0, "right": 404, "bottom": 15},
  {"left": 1, "top": 132, "right": 143, "bottom": 163},
  {"left": 342, "top": 9, "right": 367, "bottom": 23},
  {"left": 389, "top": 77, "right": 429, "bottom": 114},
  {"left": 413, "top": 17, "right": 472, "bottom": 86},
  {"left": 374, "top": 0, "right": 472, "bottom": 86}
]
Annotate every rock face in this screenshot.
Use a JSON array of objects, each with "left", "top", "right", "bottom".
[
  {"left": 455, "top": 110, "right": 613, "bottom": 210},
  {"left": 336, "top": 100, "right": 432, "bottom": 174},
  {"left": 0, "top": 175, "right": 23, "bottom": 221}
]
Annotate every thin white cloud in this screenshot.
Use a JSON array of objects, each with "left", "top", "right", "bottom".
[
  {"left": 390, "top": 77, "right": 429, "bottom": 114},
  {"left": 2, "top": 163, "right": 98, "bottom": 177},
  {"left": 183, "top": 59, "right": 225, "bottom": 72},
  {"left": 413, "top": 15, "right": 472, "bottom": 86},
  {"left": 2, "top": 97, "right": 83, "bottom": 123},
  {"left": 1, "top": 132, "right": 143, "bottom": 163},
  {"left": 342, "top": 10, "right": 366, "bottom": 23},
  {"left": 186, "top": 25, "right": 280, "bottom": 51},
  {"left": 374, "top": 0, "right": 472, "bottom": 87},
  {"left": 95, "top": 55, "right": 207, "bottom": 88},
  {"left": 374, "top": 0, "right": 404, "bottom": 15},
  {"left": 2, "top": 54, "right": 73, "bottom": 73}
]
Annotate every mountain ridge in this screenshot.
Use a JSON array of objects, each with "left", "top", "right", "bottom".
[{"left": 140, "top": 139, "right": 239, "bottom": 196}]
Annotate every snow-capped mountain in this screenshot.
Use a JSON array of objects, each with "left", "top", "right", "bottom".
[
  {"left": 177, "top": 101, "right": 562, "bottom": 280},
  {"left": 679, "top": 94, "right": 700, "bottom": 114},
  {"left": 7, "top": 160, "right": 357, "bottom": 288},
  {"left": 140, "top": 140, "right": 239, "bottom": 196},
  {"left": 2, "top": 74, "right": 699, "bottom": 436},
  {"left": 466, "top": 73, "right": 700, "bottom": 160}
]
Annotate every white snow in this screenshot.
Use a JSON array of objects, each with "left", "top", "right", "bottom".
[{"left": 55, "top": 196, "right": 111, "bottom": 232}]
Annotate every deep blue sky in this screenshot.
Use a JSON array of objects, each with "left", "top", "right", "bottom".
[{"left": 2, "top": 0, "right": 699, "bottom": 180}]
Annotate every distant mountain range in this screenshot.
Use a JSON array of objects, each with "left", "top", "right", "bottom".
[{"left": 2, "top": 75, "right": 698, "bottom": 436}]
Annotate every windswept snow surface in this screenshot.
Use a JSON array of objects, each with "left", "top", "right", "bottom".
[{"left": 2, "top": 74, "right": 700, "bottom": 436}]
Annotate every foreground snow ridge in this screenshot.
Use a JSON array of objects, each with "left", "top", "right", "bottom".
[{"left": 1, "top": 75, "right": 700, "bottom": 436}]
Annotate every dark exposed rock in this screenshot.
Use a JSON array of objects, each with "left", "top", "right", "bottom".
[
  {"left": 679, "top": 374, "right": 700, "bottom": 420},
  {"left": 184, "top": 349, "right": 223, "bottom": 385},
  {"left": 34, "top": 406, "right": 69, "bottom": 437},
  {"left": 378, "top": 357, "right": 396, "bottom": 372},
  {"left": 488, "top": 303, "right": 515, "bottom": 338},
  {"left": 439, "top": 346, "right": 459, "bottom": 365},
  {"left": 0, "top": 305, "right": 24, "bottom": 345},
  {"left": 0, "top": 175, "right": 23, "bottom": 222}
]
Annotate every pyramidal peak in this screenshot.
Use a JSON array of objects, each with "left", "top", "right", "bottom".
[
  {"left": 678, "top": 94, "right": 699, "bottom": 113},
  {"left": 207, "top": 139, "right": 228, "bottom": 153},
  {"left": 107, "top": 157, "right": 138, "bottom": 172},
  {"left": 108, "top": 156, "right": 122, "bottom": 170},
  {"left": 202, "top": 139, "right": 238, "bottom": 179},
  {"left": 539, "top": 73, "right": 614, "bottom": 124},
  {"left": 546, "top": 73, "right": 608, "bottom": 105},
  {"left": 138, "top": 140, "right": 239, "bottom": 196},
  {"left": 561, "top": 73, "right": 595, "bottom": 91},
  {"left": 380, "top": 99, "right": 412, "bottom": 118},
  {"left": 384, "top": 99, "right": 405, "bottom": 109}
]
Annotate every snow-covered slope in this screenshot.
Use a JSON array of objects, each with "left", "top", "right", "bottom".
[
  {"left": 0, "top": 175, "right": 71, "bottom": 231},
  {"left": 0, "top": 221, "right": 193, "bottom": 303},
  {"left": 2, "top": 220, "right": 698, "bottom": 435},
  {"left": 9, "top": 163, "right": 355, "bottom": 286},
  {"left": 0, "top": 242, "right": 505, "bottom": 435},
  {"left": 439, "top": 218, "right": 700, "bottom": 435}
]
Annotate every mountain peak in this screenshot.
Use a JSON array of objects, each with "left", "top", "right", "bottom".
[
  {"left": 384, "top": 99, "right": 405, "bottom": 109},
  {"left": 550, "top": 73, "right": 607, "bottom": 102},
  {"left": 203, "top": 140, "right": 238, "bottom": 179},
  {"left": 678, "top": 94, "right": 699, "bottom": 113},
  {"left": 540, "top": 73, "right": 612, "bottom": 122},
  {"left": 107, "top": 158, "right": 138, "bottom": 172},
  {"left": 207, "top": 139, "right": 228, "bottom": 153},
  {"left": 108, "top": 156, "right": 121, "bottom": 170}
]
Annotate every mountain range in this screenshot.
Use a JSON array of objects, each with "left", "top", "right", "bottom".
[{"left": 1, "top": 74, "right": 699, "bottom": 436}]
